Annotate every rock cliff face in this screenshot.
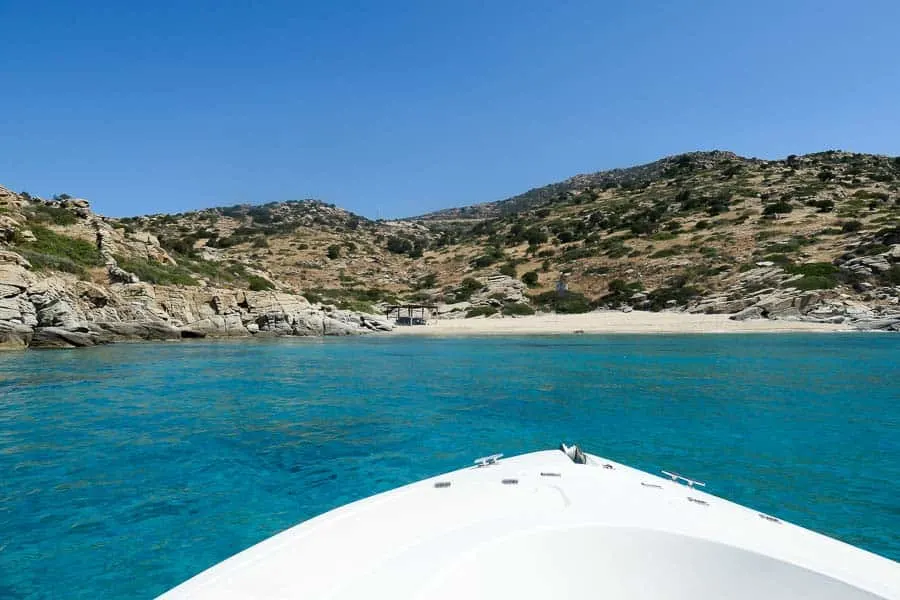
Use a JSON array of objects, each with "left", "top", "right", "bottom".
[
  {"left": 0, "top": 186, "right": 394, "bottom": 350},
  {"left": 0, "top": 250, "right": 391, "bottom": 350}
]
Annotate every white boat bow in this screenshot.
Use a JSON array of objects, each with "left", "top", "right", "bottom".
[{"left": 159, "top": 446, "right": 900, "bottom": 599}]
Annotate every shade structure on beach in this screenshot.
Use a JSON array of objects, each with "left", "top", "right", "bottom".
[{"left": 385, "top": 304, "right": 437, "bottom": 326}]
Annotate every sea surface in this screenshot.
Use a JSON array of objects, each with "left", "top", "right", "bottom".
[{"left": 1, "top": 334, "right": 898, "bottom": 598}]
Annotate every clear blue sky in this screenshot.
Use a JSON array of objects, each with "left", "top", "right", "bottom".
[{"left": 2, "top": 1, "right": 898, "bottom": 218}]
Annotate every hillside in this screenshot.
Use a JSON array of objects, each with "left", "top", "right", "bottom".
[{"left": 2, "top": 149, "right": 899, "bottom": 348}]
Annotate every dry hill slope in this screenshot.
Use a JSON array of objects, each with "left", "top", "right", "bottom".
[{"left": 2, "top": 150, "right": 899, "bottom": 349}]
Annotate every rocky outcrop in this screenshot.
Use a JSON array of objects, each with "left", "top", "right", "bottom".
[
  {"left": 0, "top": 259, "right": 394, "bottom": 350},
  {"left": 0, "top": 320, "right": 33, "bottom": 349}
]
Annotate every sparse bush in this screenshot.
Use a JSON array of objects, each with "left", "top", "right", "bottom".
[
  {"left": 601, "top": 279, "right": 644, "bottom": 305},
  {"left": 499, "top": 262, "right": 517, "bottom": 277},
  {"left": 17, "top": 226, "right": 102, "bottom": 276},
  {"left": 521, "top": 271, "right": 539, "bottom": 287},
  {"left": 247, "top": 275, "right": 275, "bottom": 291},
  {"left": 386, "top": 236, "right": 413, "bottom": 254},
  {"left": 471, "top": 246, "right": 505, "bottom": 269},
  {"left": 556, "top": 230, "right": 575, "bottom": 244},
  {"left": 763, "top": 201, "right": 793, "bottom": 215},
  {"left": 647, "top": 284, "right": 701, "bottom": 311},
  {"left": 327, "top": 244, "right": 341, "bottom": 259},
  {"left": 466, "top": 305, "right": 498, "bottom": 318},
  {"left": 812, "top": 198, "right": 835, "bottom": 212},
  {"left": 650, "top": 248, "right": 682, "bottom": 259},
  {"left": 786, "top": 262, "right": 838, "bottom": 277},
  {"left": 29, "top": 203, "right": 78, "bottom": 226},
  {"left": 881, "top": 265, "right": 900, "bottom": 285},
  {"left": 841, "top": 220, "right": 863, "bottom": 233},
  {"left": 502, "top": 302, "right": 535, "bottom": 316},
  {"left": 454, "top": 277, "right": 484, "bottom": 301},
  {"left": 523, "top": 226, "right": 548, "bottom": 245},
  {"left": 788, "top": 275, "right": 837, "bottom": 291},
  {"left": 530, "top": 290, "right": 593, "bottom": 313},
  {"left": 115, "top": 256, "right": 197, "bottom": 286},
  {"left": 414, "top": 272, "right": 438, "bottom": 290}
]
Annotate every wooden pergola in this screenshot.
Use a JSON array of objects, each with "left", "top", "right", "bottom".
[{"left": 385, "top": 304, "right": 437, "bottom": 326}]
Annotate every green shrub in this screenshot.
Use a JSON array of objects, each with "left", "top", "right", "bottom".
[
  {"left": 499, "top": 262, "right": 517, "bottom": 277},
  {"left": 763, "top": 200, "right": 793, "bottom": 215},
  {"left": 414, "top": 272, "right": 438, "bottom": 290},
  {"left": 502, "top": 302, "right": 535, "bottom": 316},
  {"left": 18, "top": 226, "right": 102, "bottom": 274},
  {"left": 521, "top": 271, "right": 539, "bottom": 287},
  {"left": 454, "top": 277, "right": 484, "bottom": 301},
  {"left": 812, "top": 198, "right": 835, "bottom": 212},
  {"left": 880, "top": 265, "right": 900, "bottom": 285},
  {"left": 650, "top": 247, "right": 682, "bottom": 259},
  {"left": 523, "top": 227, "right": 548, "bottom": 245},
  {"left": 647, "top": 285, "right": 701, "bottom": 311},
  {"left": 530, "top": 290, "right": 593, "bottom": 313},
  {"left": 115, "top": 256, "right": 197, "bottom": 286},
  {"left": 841, "top": 220, "right": 863, "bottom": 233},
  {"left": 600, "top": 279, "right": 644, "bottom": 305},
  {"left": 788, "top": 275, "right": 837, "bottom": 291},
  {"left": 694, "top": 220, "right": 709, "bottom": 230},
  {"left": 786, "top": 262, "right": 838, "bottom": 277},
  {"left": 762, "top": 253, "right": 793, "bottom": 265},
  {"left": 466, "top": 305, "right": 498, "bottom": 318},
  {"left": 247, "top": 275, "right": 275, "bottom": 291},
  {"left": 327, "top": 244, "right": 341, "bottom": 259},
  {"left": 29, "top": 203, "right": 78, "bottom": 226},
  {"left": 386, "top": 236, "right": 413, "bottom": 254},
  {"left": 17, "top": 250, "right": 88, "bottom": 277}
]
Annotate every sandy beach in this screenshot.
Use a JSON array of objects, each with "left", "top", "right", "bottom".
[{"left": 391, "top": 311, "right": 851, "bottom": 336}]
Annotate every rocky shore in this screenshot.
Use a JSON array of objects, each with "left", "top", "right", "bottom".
[{"left": 0, "top": 251, "right": 392, "bottom": 350}]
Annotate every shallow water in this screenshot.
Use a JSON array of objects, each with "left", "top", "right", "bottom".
[{"left": 0, "top": 334, "right": 898, "bottom": 598}]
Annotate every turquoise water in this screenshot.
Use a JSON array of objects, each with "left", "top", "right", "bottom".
[{"left": 0, "top": 334, "right": 898, "bottom": 598}]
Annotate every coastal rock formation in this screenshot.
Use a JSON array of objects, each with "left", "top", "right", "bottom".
[
  {"left": 3, "top": 149, "right": 900, "bottom": 344},
  {"left": 0, "top": 260, "right": 393, "bottom": 350}
]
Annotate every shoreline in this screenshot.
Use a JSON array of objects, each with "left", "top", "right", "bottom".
[{"left": 389, "top": 311, "right": 852, "bottom": 336}]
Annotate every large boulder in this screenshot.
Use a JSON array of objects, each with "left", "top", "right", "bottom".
[
  {"left": 0, "top": 321, "right": 33, "bottom": 350},
  {"left": 841, "top": 255, "right": 892, "bottom": 277},
  {"left": 0, "top": 250, "right": 31, "bottom": 268},
  {"left": 323, "top": 316, "right": 362, "bottom": 336},
  {"left": 729, "top": 306, "right": 765, "bottom": 321},
  {"left": 0, "top": 264, "right": 32, "bottom": 299},
  {"left": 91, "top": 321, "right": 182, "bottom": 341},
  {"left": 359, "top": 315, "right": 393, "bottom": 332},
  {"left": 30, "top": 326, "right": 109, "bottom": 349},
  {"left": 188, "top": 313, "right": 248, "bottom": 336},
  {"left": 29, "top": 288, "right": 82, "bottom": 327},
  {"left": 470, "top": 275, "right": 527, "bottom": 305}
]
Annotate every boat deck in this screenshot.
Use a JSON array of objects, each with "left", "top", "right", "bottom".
[{"left": 159, "top": 449, "right": 900, "bottom": 599}]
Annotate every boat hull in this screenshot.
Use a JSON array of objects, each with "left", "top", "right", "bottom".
[{"left": 159, "top": 449, "right": 900, "bottom": 599}]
